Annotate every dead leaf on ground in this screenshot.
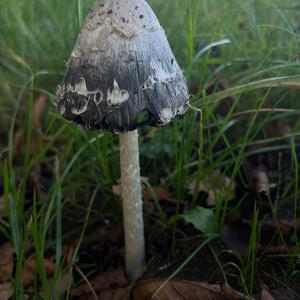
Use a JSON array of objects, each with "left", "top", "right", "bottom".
[
  {"left": 0, "top": 243, "right": 14, "bottom": 283},
  {"left": 142, "top": 186, "right": 173, "bottom": 202},
  {"left": 260, "top": 285, "right": 275, "bottom": 300},
  {"left": 21, "top": 259, "right": 55, "bottom": 287},
  {"left": 132, "top": 279, "right": 248, "bottom": 300},
  {"left": 0, "top": 283, "right": 13, "bottom": 300},
  {"left": 269, "top": 287, "right": 299, "bottom": 300},
  {"left": 91, "top": 287, "right": 130, "bottom": 300},
  {"left": 71, "top": 268, "right": 129, "bottom": 299},
  {"left": 187, "top": 170, "right": 236, "bottom": 206}
]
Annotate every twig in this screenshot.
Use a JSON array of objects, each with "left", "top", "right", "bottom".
[{"left": 74, "top": 264, "right": 98, "bottom": 300}]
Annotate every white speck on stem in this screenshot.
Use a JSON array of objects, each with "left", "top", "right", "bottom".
[{"left": 119, "top": 130, "right": 145, "bottom": 281}]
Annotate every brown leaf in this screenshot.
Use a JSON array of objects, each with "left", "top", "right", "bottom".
[
  {"left": 142, "top": 186, "right": 172, "bottom": 202},
  {"left": 21, "top": 259, "right": 55, "bottom": 287},
  {"left": 269, "top": 287, "right": 299, "bottom": 300},
  {"left": 85, "top": 287, "right": 130, "bottom": 300},
  {"left": 33, "top": 94, "right": 48, "bottom": 128},
  {"left": 188, "top": 170, "right": 236, "bottom": 206},
  {"left": 0, "top": 243, "right": 14, "bottom": 283},
  {"left": 260, "top": 286, "right": 275, "bottom": 300},
  {"left": 132, "top": 279, "right": 247, "bottom": 300},
  {"left": 72, "top": 268, "right": 128, "bottom": 299},
  {"left": 0, "top": 283, "right": 13, "bottom": 300}
]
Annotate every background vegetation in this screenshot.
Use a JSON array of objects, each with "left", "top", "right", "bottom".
[{"left": 0, "top": 0, "right": 299, "bottom": 298}]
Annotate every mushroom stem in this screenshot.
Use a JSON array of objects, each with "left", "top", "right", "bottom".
[{"left": 119, "top": 129, "right": 145, "bottom": 281}]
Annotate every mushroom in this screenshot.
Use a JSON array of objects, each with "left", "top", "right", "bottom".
[{"left": 56, "top": 0, "right": 189, "bottom": 281}]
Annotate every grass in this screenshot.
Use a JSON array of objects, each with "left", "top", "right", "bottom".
[{"left": 0, "top": 0, "right": 300, "bottom": 298}]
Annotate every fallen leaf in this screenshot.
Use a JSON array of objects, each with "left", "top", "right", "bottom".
[
  {"left": 260, "top": 286, "right": 275, "bottom": 300},
  {"left": 142, "top": 186, "right": 172, "bottom": 202},
  {"left": 0, "top": 283, "right": 13, "bottom": 300},
  {"left": 93, "top": 287, "right": 130, "bottom": 300},
  {"left": 71, "top": 268, "right": 128, "bottom": 299},
  {"left": 182, "top": 206, "right": 216, "bottom": 234},
  {"left": 132, "top": 279, "right": 247, "bottom": 300},
  {"left": 0, "top": 243, "right": 14, "bottom": 283},
  {"left": 269, "top": 287, "right": 299, "bottom": 300},
  {"left": 21, "top": 259, "right": 55, "bottom": 287},
  {"left": 187, "top": 170, "right": 236, "bottom": 206}
]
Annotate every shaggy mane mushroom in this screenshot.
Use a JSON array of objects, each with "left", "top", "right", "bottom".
[{"left": 57, "top": 0, "right": 189, "bottom": 281}]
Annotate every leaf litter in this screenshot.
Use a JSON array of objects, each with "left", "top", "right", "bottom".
[
  {"left": 71, "top": 267, "right": 249, "bottom": 300},
  {"left": 0, "top": 80, "right": 299, "bottom": 299}
]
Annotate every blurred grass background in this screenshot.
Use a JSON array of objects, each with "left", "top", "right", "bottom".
[{"left": 0, "top": 0, "right": 300, "bottom": 298}]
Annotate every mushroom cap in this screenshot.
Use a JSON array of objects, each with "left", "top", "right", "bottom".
[{"left": 57, "top": 0, "right": 189, "bottom": 133}]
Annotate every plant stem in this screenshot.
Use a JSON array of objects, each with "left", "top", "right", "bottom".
[{"left": 119, "top": 129, "right": 145, "bottom": 281}]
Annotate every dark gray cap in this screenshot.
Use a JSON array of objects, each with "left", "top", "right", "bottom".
[{"left": 56, "top": 0, "right": 189, "bottom": 133}]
